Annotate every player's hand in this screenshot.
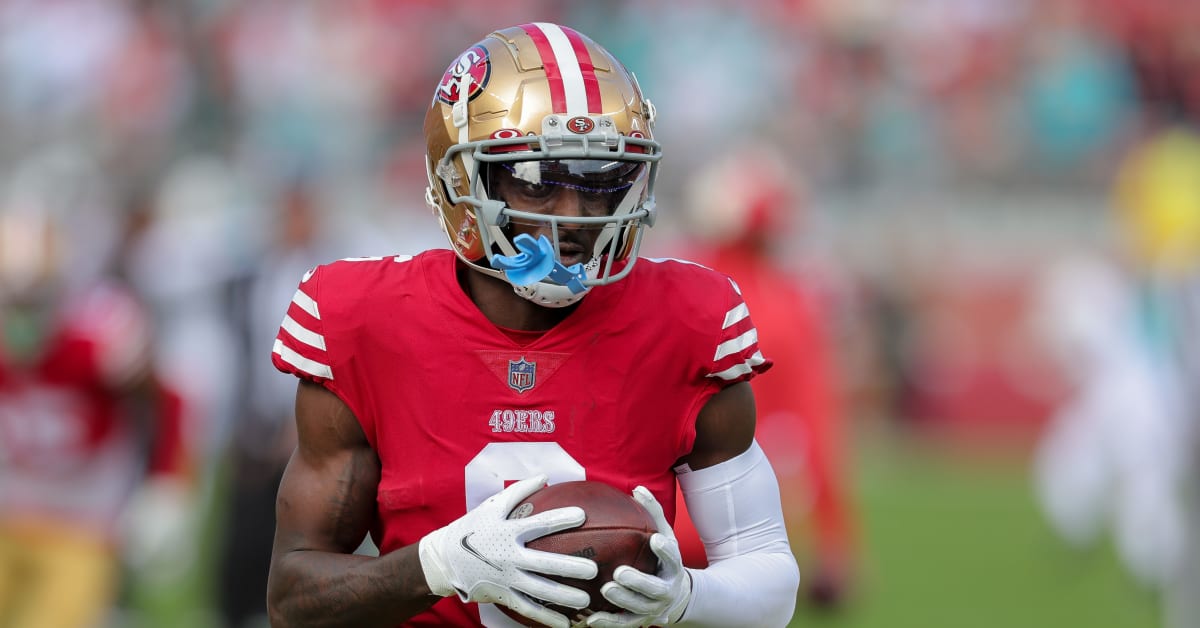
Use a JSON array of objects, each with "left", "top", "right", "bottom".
[
  {"left": 587, "top": 486, "right": 693, "bottom": 627},
  {"left": 121, "top": 477, "right": 196, "bottom": 579},
  {"left": 418, "top": 475, "right": 598, "bottom": 628},
  {"left": 806, "top": 553, "right": 851, "bottom": 610}
]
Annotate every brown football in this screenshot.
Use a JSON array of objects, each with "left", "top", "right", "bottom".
[{"left": 500, "top": 480, "right": 659, "bottom": 626}]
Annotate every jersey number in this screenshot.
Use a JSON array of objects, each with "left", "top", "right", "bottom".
[{"left": 464, "top": 441, "right": 585, "bottom": 508}]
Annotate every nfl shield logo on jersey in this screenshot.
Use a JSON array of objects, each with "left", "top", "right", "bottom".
[{"left": 508, "top": 358, "right": 536, "bottom": 393}]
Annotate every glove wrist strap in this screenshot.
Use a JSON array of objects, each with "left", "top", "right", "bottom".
[
  {"left": 666, "top": 568, "right": 695, "bottom": 623},
  {"left": 418, "top": 532, "right": 455, "bottom": 597}
]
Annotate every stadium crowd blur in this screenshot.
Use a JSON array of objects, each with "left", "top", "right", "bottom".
[{"left": 2, "top": 0, "right": 1199, "bottom": 626}]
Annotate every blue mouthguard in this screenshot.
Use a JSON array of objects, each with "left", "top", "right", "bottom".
[{"left": 490, "top": 234, "right": 589, "bottom": 294}]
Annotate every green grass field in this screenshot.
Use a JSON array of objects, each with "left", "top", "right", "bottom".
[{"left": 790, "top": 428, "right": 1162, "bottom": 628}]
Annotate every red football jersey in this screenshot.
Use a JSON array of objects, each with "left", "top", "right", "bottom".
[
  {"left": 0, "top": 282, "right": 153, "bottom": 538},
  {"left": 272, "top": 249, "right": 772, "bottom": 627}
]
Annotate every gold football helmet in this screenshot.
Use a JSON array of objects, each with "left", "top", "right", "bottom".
[{"left": 424, "top": 23, "right": 662, "bottom": 307}]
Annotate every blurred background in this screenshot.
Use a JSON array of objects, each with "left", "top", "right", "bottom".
[{"left": 0, "top": 0, "right": 1197, "bottom": 627}]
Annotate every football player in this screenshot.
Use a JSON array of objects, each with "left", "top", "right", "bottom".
[
  {"left": 672, "top": 145, "right": 857, "bottom": 610},
  {"left": 0, "top": 152, "right": 191, "bottom": 628},
  {"left": 266, "top": 23, "right": 800, "bottom": 628}
]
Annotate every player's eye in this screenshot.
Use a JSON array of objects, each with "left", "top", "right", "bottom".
[{"left": 517, "top": 180, "right": 553, "bottom": 198}]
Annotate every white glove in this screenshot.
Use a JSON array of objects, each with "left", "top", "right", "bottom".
[
  {"left": 419, "top": 475, "right": 598, "bottom": 628},
  {"left": 587, "top": 486, "right": 693, "bottom": 627},
  {"left": 121, "top": 477, "right": 196, "bottom": 581}
]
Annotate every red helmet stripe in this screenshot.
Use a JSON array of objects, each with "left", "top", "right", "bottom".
[
  {"left": 521, "top": 23, "right": 568, "bottom": 113},
  {"left": 559, "top": 25, "right": 602, "bottom": 113}
]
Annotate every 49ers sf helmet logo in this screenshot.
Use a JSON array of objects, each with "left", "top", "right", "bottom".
[
  {"left": 566, "top": 116, "right": 595, "bottom": 134},
  {"left": 436, "top": 45, "right": 490, "bottom": 105}
]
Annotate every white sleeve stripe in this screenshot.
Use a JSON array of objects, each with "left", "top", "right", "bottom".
[
  {"left": 291, "top": 288, "right": 320, "bottom": 320},
  {"left": 713, "top": 328, "right": 758, "bottom": 361},
  {"left": 281, "top": 314, "right": 326, "bottom": 350},
  {"left": 707, "top": 351, "right": 766, "bottom": 381},
  {"left": 722, "top": 303, "right": 750, "bottom": 329},
  {"left": 273, "top": 338, "right": 333, "bottom": 380},
  {"left": 728, "top": 277, "right": 742, "bottom": 296}
]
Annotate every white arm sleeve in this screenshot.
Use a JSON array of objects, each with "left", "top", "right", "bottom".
[{"left": 674, "top": 440, "right": 800, "bottom": 627}]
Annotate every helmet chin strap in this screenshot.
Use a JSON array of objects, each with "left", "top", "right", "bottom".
[{"left": 510, "top": 259, "right": 599, "bottom": 308}]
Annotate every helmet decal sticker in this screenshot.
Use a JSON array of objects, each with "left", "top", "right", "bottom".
[
  {"left": 488, "top": 128, "right": 533, "bottom": 153},
  {"left": 435, "top": 45, "right": 490, "bottom": 105},
  {"left": 626, "top": 130, "right": 648, "bottom": 154},
  {"left": 567, "top": 116, "right": 595, "bottom": 134}
]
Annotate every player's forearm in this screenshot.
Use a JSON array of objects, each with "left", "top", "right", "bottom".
[
  {"left": 679, "top": 550, "right": 799, "bottom": 627},
  {"left": 267, "top": 543, "right": 437, "bottom": 628},
  {"left": 677, "top": 440, "right": 801, "bottom": 626}
]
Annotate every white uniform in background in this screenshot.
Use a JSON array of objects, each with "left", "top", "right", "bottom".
[{"left": 1031, "top": 256, "right": 1190, "bottom": 590}]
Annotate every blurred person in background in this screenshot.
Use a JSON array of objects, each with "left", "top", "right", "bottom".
[
  {"left": 670, "top": 144, "right": 858, "bottom": 611},
  {"left": 1017, "top": 0, "right": 1137, "bottom": 180},
  {"left": 0, "top": 148, "right": 193, "bottom": 628},
  {"left": 121, "top": 157, "right": 249, "bottom": 468},
  {"left": 1110, "top": 120, "right": 1200, "bottom": 628},
  {"left": 116, "top": 155, "right": 252, "bottom": 625},
  {"left": 1030, "top": 120, "right": 1200, "bottom": 628}
]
